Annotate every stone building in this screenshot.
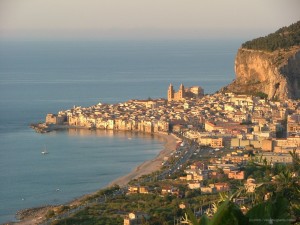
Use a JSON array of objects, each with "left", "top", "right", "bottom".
[
  {"left": 245, "top": 178, "right": 257, "bottom": 193},
  {"left": 124, "top": 212, "right": 149, "bottom": 225},
  {"left": 262, "top": 139, "right": 273, "bottom": 151},
  {"left": 45, "top": 113, "right": 66, "bottom": 125},
  {"left": 228, "top": 171, "right": 245, "bottom": 180},
  {"left": 167, "top": 83, "right": 204, "bottom": 101},
  {"left": 287, "top": 114, "right": 300, "bottom": 137}
]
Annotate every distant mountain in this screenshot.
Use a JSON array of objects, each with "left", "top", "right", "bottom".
[
  {"left": 222, "top": 21, "right": 300, "bottom": 100},
  {"left": 242, "top": 21, "right": 300, "bottom": 52}
]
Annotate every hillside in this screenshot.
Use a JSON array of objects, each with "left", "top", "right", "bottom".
[
  {"left": 222, "top": 21, "right": 300, "bottom": 100},
  {"left": 242, "top": 21, "right": 300, "bottom": 52}
]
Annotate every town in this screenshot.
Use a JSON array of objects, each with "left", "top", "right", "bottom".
[
  {"left": 37, "top": 84, "right": 300, "bottom": 224},
  {"left": 44, "top": 84, "right": 299, "bottom": 162}
]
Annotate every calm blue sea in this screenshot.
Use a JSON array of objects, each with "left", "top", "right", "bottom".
[{"left": 0, "top": 39, "right": 240, "bottom": 223}]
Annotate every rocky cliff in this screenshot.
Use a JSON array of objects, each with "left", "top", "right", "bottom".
[{"left": 222, "top": 46, "right": 300, "bottom": 100}]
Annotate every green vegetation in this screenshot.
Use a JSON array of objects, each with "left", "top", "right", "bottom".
[
  {"left": 254, "top": 92, "right": 268, "bottom": 99},
  {"left": 230, "top": 91, "right": 269, "bottom": 100},
  {"left": 51, "top": 211, "right": 123, "bottom": 225},
  {"left": 82, "top": 185, "right": 120, "bottom": 202},
  {"left": 45, "top": 209, "right": 55, "bottom": 219},
  {"left": 187, "top": 195, "right": 292, "bottom": 225},
  {"left": 47, "top": 149, "right": 300, "bottom": 225},
  {"left": 186, "top": 150, "right": 300, "bottom": 225},
  {"left": 242, "top": 21, "right": 300, "bottom": 51}
]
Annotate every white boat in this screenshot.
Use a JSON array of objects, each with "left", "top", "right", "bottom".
[{"left": 41, "top": 145, "right": 49, "bottom": 154}]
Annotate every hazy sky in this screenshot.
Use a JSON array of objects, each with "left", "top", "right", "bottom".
[{"left": 0, "top": 0, "right": 299, "bottom": 40}]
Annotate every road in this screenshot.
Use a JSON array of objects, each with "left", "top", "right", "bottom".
[{"left": 40, "top": 138, "right": 205, "bottom": 224}]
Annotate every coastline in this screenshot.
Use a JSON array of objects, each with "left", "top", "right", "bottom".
[
  {"left": 9, "top": 131, "right": 179, "bottom": 225},
  {"left": 108, "top": 132, "right": 180, "bottom": 187}
]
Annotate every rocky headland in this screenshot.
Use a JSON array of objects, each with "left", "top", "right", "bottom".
[{"left": 222, "top": 21, "right": 300, "bottom": 100}]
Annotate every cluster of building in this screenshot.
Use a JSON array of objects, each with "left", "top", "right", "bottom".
[
  {"left": 125, "top": 146, "right": 267, "bottom": 220},
  {"left": 182, "top": 93, "right": 299, "bottom": 165},
  {"left": 129, "top": 149, "right": 248, "bottom": 192},
  {"left": 44, "top": 84, "right": 299, "bottom": 225},
  {"left": 46, "top": 99, "right": 170, "bottom": 133},
  {"left": 45, "top": 84, "right": 204, "bottom": 134},
  {"left": 123, "top": 151, "right": 265, "bottom": 224},
  {"left": 45, "top": 85, "right": 300, "bottom": 163}
]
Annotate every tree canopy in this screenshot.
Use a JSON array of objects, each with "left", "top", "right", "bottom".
[{"left": 242, "top": 21, "right": 300, "bottom": 52}]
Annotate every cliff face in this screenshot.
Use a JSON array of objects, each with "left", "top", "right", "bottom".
[{"left": 223, "top": 46, "right": 300, "bottom": 100}]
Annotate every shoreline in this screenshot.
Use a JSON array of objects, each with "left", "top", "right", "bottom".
[
  {"left": 108, "top": 132, "right": 180, "bottom": 187},
  {"left": 8, "top": 131, "right": 180, "bottom": 225}
]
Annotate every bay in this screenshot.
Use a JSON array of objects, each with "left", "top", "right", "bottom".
[{"left": 0, "top": 39, "right": 240, "bottom": 223}]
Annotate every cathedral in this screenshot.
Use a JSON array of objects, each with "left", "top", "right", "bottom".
[{"left": 167, "top": 84, "right": 204, "bottom": 101}]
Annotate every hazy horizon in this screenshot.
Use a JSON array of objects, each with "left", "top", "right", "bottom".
[{"left": 1, "top": 0, "right": 299, "bottom": 41}]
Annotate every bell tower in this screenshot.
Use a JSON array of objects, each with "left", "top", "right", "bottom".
[
  {"left": 168, "top": 83, "right": 174, "bottom": 101},
  {"left": 178, "top": 83, "right": 185, "bottom": 99}
]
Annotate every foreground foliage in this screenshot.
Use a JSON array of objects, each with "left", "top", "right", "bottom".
[
  {"left": 50, "top": 150, "right": 300, "bottom": 225},
  {"left": 186, "top": 150, "right": 300, "bottom": 225}
]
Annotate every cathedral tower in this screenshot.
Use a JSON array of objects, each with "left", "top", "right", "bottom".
[
  {"left": 168, "top": 83, "right": 174, "bottom": 101},
  {"left": 178, "top": 83, "right": 185, "bottom": 99}
]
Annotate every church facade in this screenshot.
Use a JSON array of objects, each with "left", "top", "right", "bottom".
[{"left": 168, "top": 84, "right": 204, "bottom": 101}]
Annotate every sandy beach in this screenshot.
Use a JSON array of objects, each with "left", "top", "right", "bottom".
[
  {"left": 109, "top": 132, "right": 180, "bottom": 187},
  {"left": 9, "top": 132, "right": 180, "bottom": 225}
]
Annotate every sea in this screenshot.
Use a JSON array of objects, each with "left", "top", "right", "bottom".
[{"left": 0, "top": 39, "right": 240, "bottom": 223}]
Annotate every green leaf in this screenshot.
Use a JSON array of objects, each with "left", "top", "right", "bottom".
[
  {"left": 246, "top": 196, "right": 290, "bottom": 225},
  {"left": 209, "top": 200, "right": 248, "bottom": 225},
  {"left": 186, "top": 208, "right": 199, "bottom": 225},
  {"left": 199, "top": 215, "right": 210, "bottom": 225}
]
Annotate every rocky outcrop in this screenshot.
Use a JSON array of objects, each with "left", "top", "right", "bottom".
[{"left": 222, "top": 46, "right": 300, "bottom": 100}]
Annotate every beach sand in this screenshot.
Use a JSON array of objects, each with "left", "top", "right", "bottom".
[
  {"left": 10, "top": 132, "right": 180, "bottom": 225},
  {"left": 109, "top": 132, "right": 180, "bottom": 187}
]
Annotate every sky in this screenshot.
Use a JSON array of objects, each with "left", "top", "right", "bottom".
[{"left": 0, "top": 0, "right": 299, "bottom": 40}]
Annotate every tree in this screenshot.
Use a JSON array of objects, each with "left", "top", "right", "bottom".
[
  {"left": 246, "top": 196, "right": 291, "bottom": 225},
  {"left": 241, "top": 21, "right": 300, "bottom": 51}
]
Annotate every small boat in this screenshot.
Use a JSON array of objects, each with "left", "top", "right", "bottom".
[{"left": 41, "top": 145, "right": 49, "bottom": 155}]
